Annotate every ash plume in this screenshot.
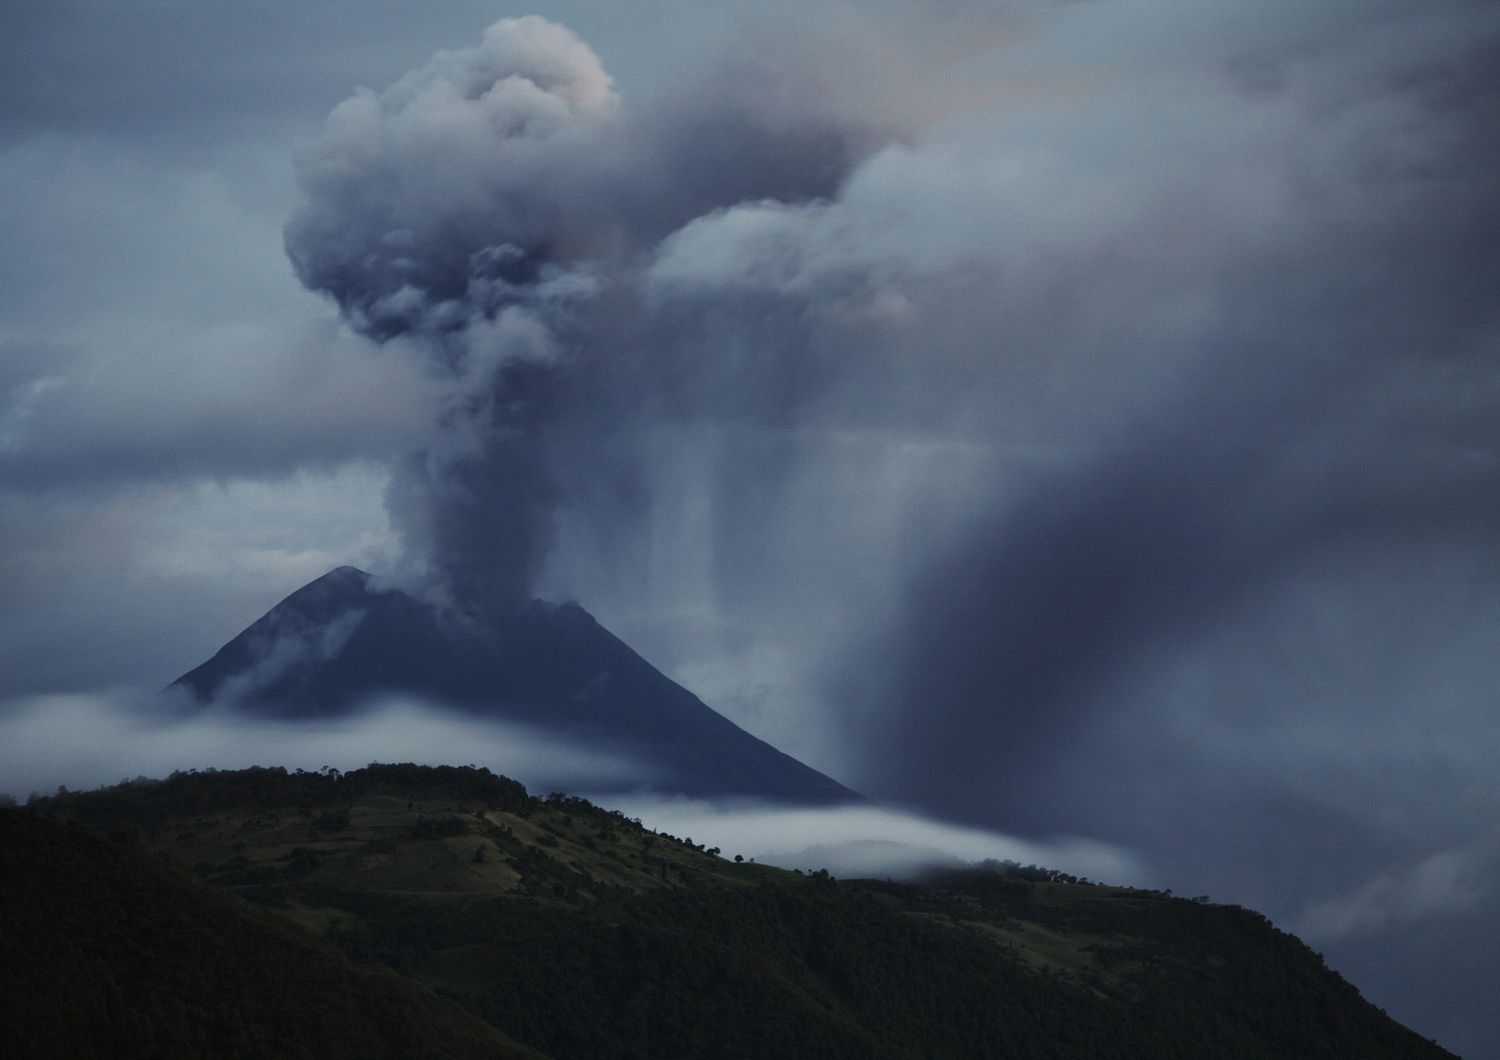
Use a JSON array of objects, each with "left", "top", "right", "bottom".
[{"left": 284, "top": 15, "right": 869, "bottom": 613}]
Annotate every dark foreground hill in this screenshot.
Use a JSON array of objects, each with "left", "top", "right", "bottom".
[
  {"left": 6, "top": 765, "right": 1454, "bottom": 1059},
  {"left": 170, "top": 567, "right": 858, "bottom": 804},
  {"left": 0, "top": 805, "right": 535, "bottom": 1059}
]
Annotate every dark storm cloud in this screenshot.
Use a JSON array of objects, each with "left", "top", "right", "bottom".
[
  {"left": 845, "top": 115, "right": 1500, "bottom": 822},
  {"left": 856, "top": 338, "right": 1500, "bottom": 829},
  {"left": 621, "top": 0, "right": 1500, "bottom": 814},
  {"left": 626, "top": 6, "right": 1500, "bottom": 1052}
]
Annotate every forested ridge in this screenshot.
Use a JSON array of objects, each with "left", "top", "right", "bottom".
[{"left": 3, "top": 765, "right": 1454, "bottom": 1058}]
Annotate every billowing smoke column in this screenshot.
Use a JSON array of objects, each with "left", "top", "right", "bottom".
[
  {"left": 285, "top": 17, "right": 616, "bottom": 612},
  {"left": 285, "top": 16, "right": 864, "bottom": 613}
]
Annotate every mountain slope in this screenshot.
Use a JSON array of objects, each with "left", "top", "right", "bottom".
[
  {"left": 20, "top": 766, "right": 1457, "bottom": 1060},
  {"left": 170, "top": 566, "right": 857, "bottom": 804},
  {"left": 0, "top": 805, "right": 535, "bottom": 1059}
]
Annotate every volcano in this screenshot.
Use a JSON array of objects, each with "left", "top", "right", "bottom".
[{"left": 170, "top": 567, "right": 859, "bottom": 804}]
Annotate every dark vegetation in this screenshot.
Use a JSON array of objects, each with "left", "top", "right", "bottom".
[
  {"left": 0, "top": 807, "right": 532, "bottom": 1059},
  {"left": 6, "top": 765, "right": 1455, "bottom": 1059}
]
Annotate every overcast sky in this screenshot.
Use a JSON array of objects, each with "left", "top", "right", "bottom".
[{"left": 3, "top": 2, "right": 1499, "bottom": 1054}]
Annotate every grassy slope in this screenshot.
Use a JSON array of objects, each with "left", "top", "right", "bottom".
[
  {"left": 0, "top": 807, "right": 537, "bottom": 1060},
  {"left": 18, "top": 766, "right": 1456, "bottom": 1059}
]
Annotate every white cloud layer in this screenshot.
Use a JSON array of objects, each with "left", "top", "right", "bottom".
[
  {"left": 591, "top": 792, "right": 1148, "bottom": 885},
  {"left": 0, "top": 693, "right": 647, "bottom": 801}
]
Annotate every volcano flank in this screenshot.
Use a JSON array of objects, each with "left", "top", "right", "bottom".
[{"left": 170, "top": 567, "right": 859, "bottom": 804}]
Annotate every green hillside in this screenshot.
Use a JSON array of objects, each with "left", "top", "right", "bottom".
[
  {"left": 0, "top": 804, "right": 535, "bottom": 1059},
  {"left": 6, "top": 765, "right": 1454, "bottom": 1059}
]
